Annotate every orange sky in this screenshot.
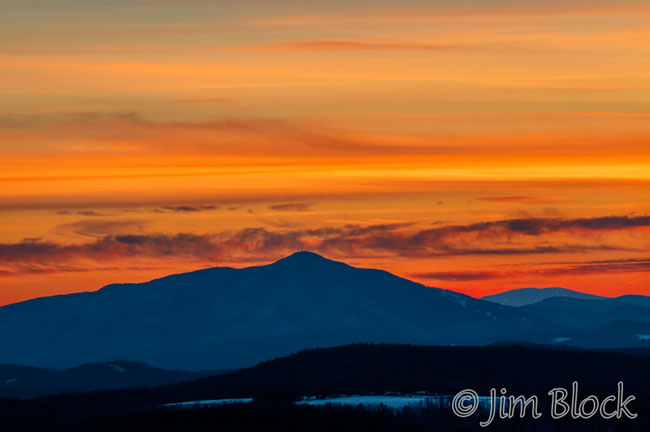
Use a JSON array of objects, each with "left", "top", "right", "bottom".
[{"left": 1, "top": 0, "right": 649, "bottom": 305}]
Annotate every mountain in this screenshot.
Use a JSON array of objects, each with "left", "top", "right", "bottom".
[
  {"left": 484, "top": 290, "right": 650, "bottom": 343},
  {"left": 617, "top": 294, "right": 650, "bottom": 309},
  {"left": 571, "top": 320, "right": 650, "bottom": 348},
  {"left": 0, "top": 252, "right": 559, "bottom": 370},
  {"left": 518, "top": 296, "right": 650, "bottom": 331},
  {"left": 482, "top": 287, "right": 604, "bottom": 307},
  {"left": 0, "top": 361, "right": 222, "bottom": 399}
]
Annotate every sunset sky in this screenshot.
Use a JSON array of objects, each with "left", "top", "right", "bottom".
[{"left": 1, "top": 0, "right": 649, "bottom": 305}]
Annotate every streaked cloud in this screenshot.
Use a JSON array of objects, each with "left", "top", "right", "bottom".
[
  {"left": 55, "top": 219, "right": 149, "bottom": 238},
  {"left": 170, "top": 97, "right": 234, "bottom": 104},
  {"left": 478, "top": 196, "right": 563, "bottom": 204},
  {"left": 1, "top": 215, "right": 647, "bottom": 276},
  {"left": 158, "top": 205, "right": 219, "bottom": 213},
  {"left": 410, "top": 215, "right": 650, "bottom": 239},
  {"left": 413, "top": 258, "right": 650, "bottom": 281},
  {"left": 269, "top": 202, "right": 314, "bottom": 211},
  {"left": 255, "top": 40, "right": 465, "bottom": 52},
  {"left": 248, "top": 3, "right": 650, "bottom": 29},
  {"left": 1, "top": 0, "right": 649, "bottom": 302},
  {"left": 57, "top": 210, "right": 108, "bottom": 216}
]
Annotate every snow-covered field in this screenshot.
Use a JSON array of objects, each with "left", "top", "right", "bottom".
[
  {"left": 296, "top": 395, "right": 434, "bottom": 409},
  {"left": 163, "top": 394, "right": 496, "bottom": 410},
  {"left": 300, "top": 394, "right": 498, "bottom": 408},
  {"left": 162, "top": 398, "right": 254, "bottom": 408}
]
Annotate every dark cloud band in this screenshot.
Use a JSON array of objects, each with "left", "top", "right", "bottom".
[{"left": 0, "top": 215, "right": 648, "bottom": 275}]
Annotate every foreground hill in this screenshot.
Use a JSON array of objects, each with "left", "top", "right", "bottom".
[
  {"left": 1, "top": 344, "right": 648, "bottom": 431},
  {"left": 143, "top": 343, "right": 650, "bottom": 404},
  {"left": 0, "top": 252, "right": 558, "bottom": 370}
]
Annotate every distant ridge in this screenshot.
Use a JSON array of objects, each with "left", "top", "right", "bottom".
[
  {"left": 482, "top": 287, "right": 604, "bottom": 307},
  {"left": 1, "top": 252, "right": 648, "bottom": 371},
  {"left": 0, "top": 251, "right": 556, "bottom": 370}
]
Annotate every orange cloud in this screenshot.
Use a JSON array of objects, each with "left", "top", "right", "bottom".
[
  {"left": 2, "top": 216, "right": 647, "bottom": 276},
  {"left": 413, "top": 258, "right": 650, "bottom": 281},
  {"left": 249, "top": 4, "right": 650, "bottom": 28},
  {"left": 478, "top": 196, "right": 563, "bottom": 204},
  {"left": 1, "top": 0, "right": 649, "bottom": 304},
  {"left": 170, "top": 97, "right": 234, "bottom": 103},
  {"left": 269, "top": 202, "right": 314, "bottom": 211},
  {"left": 252, "top": 40, "right": 466, "bottom": 52}
]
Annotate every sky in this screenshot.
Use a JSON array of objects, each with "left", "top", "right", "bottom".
[{"left": 1, "top": 0, "right": 649, "bottom": 305}]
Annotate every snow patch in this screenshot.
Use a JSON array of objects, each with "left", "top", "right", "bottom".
[
  {"left": 108, "top": 364, "right": 125, "bottom": 373},
  {"left": 296, "top": 395, "right": 432, "bottom": 409},
  {"left": 552, "top": 337, "right": 571, "bottom": 344},
  {"left": 296, "top": 394, "right": 496, "bottom": 410},
  {"left": 635, "top": 334, "right": 650, "bottom": 341},
  {"left": 163, "top": 398, "right": 253, "bottom": 408},
  {"left": 4, "top": 378, "right": 18, "bottom": 385},
  {"left": 452, "top": 294, "right": 467, "bottom": 308},
  {"left": 485, "top": 312, "right": 497, "bottom": 320}
]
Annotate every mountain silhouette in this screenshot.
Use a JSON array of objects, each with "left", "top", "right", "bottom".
[
  {"left": 482, "top": 286, "right": 604, "bottom": 307},
  {"left": 0, "top": 252, "right": 561, "bottom": 370},
  {"left": 519, "top": 296, "right": 650, "bottom": 331}
]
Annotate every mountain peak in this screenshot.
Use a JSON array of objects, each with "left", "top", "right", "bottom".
[{"left": 273, "top": 251, "right": 337, "bottom": 265}]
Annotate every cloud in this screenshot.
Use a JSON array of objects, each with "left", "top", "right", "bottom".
[
  {"left": 171, "top": 97, "right": 233, "bottom": 104},
  {"left": 77, "top": 210, "right": 105, "bottom": 216},
  {"left": 410, "top": 215, "right": 650, "bottom": 240},
  {"left": 0, "top": 263, "right": 160, "bottom": 276},
  {"left": 478, "top": 196, "right": 562, "bottom": 204},
  {"left": 1, "top": 215, "right": 648, "bottom": 276},
  {"left": 269, "top": 202, "right": 313, "bottom": 211},
  {"left": 249, "top": 4, "right": 649, "bottom": 29},
  {"left": 3, "top": 112, "right": 650, "bottom": 174},
  {"left": 159, "top": 205, "right": 219, "bottom": 213},
  {"left": 56, "top": 210, "right": 106, "bottom": 216},
  {"left": 0, "top": 223, "right": 410, "bottom": 271},
  {"left": 411, "top": 271, "right": 503, "bottom": 281},
  {"left": 0, "top": 233, "right": 221, "bottom": 266},
  {"left": 413, "top": 258, "right": 650, "bottom": 281},
  {"left": 55, "top": 219, "right": 149, "bottom": 238},
  {"left": 256, "top": 40, "right": 462, "bottom": 52}
]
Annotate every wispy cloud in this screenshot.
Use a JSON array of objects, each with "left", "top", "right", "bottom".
[
  {"left": 55, "top": 219, "right": 149, "bottom": 238},
  {"left": 254, "top": 40, "right": 465, "bottom": 52},
  {"left": 57, "top": 210, "right": 108, "bottom": 216},
  {"left": 170, "top": 97, "right": 234, "bottom": 104},
  {"left": 410, "top": 215, "right": 650, "bottom": 239},
  {"left": 1, "top": 215, "right": 647, "bottom": 275},
  {"left": 0, "top": 233, "right": 220, "bottom": 267},
  {"left": 0, "top": 223, "right": 410, "bottom": 272},
  {"left": 413, "top": 258, "right": 650, "bottom": 281},
  {"left": 158, "top": 205, "right": 219, "bottom": 213},
  {"left": 269, "top": 202, "right": 314, "bottom": 211},
  {"left": 249, "top": 4, "right": 650, "bottom": 29},
  {"left": 478, "top": 196, "right": 563, "bottom": 204},
  {"left": 2, "top": 112, "right": 650, "bottom": 172}
]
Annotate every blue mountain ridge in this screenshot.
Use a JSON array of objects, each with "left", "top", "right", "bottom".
[{"left": 0, "top": 252, "right": 648, "bottom": 370}]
